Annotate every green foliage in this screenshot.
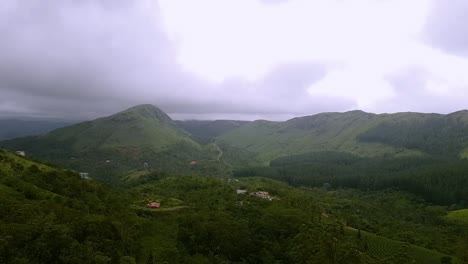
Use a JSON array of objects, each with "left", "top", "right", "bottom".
[
  {"left": 0, "top": 149, "right": 464, "bottom": 263},
  {"left": 175, "top": 120, "right": 249, "bottom": 144},
  {"left": 235, "top": 151, "right": 468, "bottom": 205},
  {"left": 446, "top": 209, "right": 468, "bottom": 225},
  {"left": 218, "top": 111, "right": 429, "bottom": 162},
  {"left": 0, "top": 105, "right": 233, "bottom": 183},
  {"left": 0, "top": 150, "right": 144, "bottom": 263},
  {"left": 356, "top": 112, "right": 468, "bottom": 156}
]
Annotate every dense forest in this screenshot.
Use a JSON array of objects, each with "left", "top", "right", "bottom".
[
  {"left": 2, "top": 149, "right": 467, "bottom": 263},
  {"left": 234, "top": 151, "right": 468, "bottom": 205},
  {"left": 357, "top": 117, "right": 468, "bottom": 156}
]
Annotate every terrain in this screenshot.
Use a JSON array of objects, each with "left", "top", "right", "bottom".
[
  {"left": 1, "top": 149, "right": 466, "bottom": 263},
  {"left": 217, "top": 110, "right": 468, "bottom": 161},
  {"left": 2, "top": 104, "right": 468, "bottom": 263},
  {"left": 1, "top": 105, "right": 237, "bottom": 183}
]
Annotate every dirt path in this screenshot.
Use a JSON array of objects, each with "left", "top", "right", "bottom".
[{"left": 213, "top": 141, "right": 223, "bottom": 161}]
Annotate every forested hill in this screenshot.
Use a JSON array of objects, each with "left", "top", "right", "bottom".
[
  {"left": 1, "top": 149, "right": 465, "bottom": 263},
  {"left": 218, "top": 110, "right": 468, "bottom": 161},
  {"left": 0, "top": 149, "right": 144, "bottom": 263},
  {"left": 4, "top": 105, "right": 468, "bottom": 184},
  {"left": 175, "top": 120, "right": 249, "bottom": 144},
  {"left": 0, "top": 105, "right": 229, "bottom": 183},
  {"left": 234, "top": 151, "right": 468, "bottom": 205}
]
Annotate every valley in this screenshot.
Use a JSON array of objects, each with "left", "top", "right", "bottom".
[{"left": 1, "top": 105, "right": 468, "bottom": 263}]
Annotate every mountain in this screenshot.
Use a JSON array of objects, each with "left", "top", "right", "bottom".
[
  {"left": 0, "top": 149, "right": 144, "bottom": 263},
  {"left": 5, "top": 106, "right": 468, "bottom": 182},
  {"left": 217, "top": 110, "right": 468, "bottom": 162},
  {"left": 0, "top": 105, "right": 226, "bottom": 182},
  {"left": 175, "top": 119, "right": 250, "bottom": 144},
  {"left": 0, "top": 119, "right": 71, "bottom": 140}
]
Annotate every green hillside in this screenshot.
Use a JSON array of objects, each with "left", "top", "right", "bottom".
[
  {"left": 0, "top": 105, "right": 226, "bottom": 182},
  {"left": 175, "top": 119, "right": 250, "bottom": 144},
  {"left": 1, "top": 149, "right": 465, "bottom": 263},
  {"left": 355, "top": 230, "right": 451, "bottom": 264},
  {"left": 218, "top": 110, "right": 468, "bottom": 162},
  {"left": 446, "top": 209, "right": 468, "bottom": 225},
  {"left": 235, "top": 151, "right": 468, "bottom": 205},
  {"left": 0, "top": 149, "right": 146, "bottom": 263}
]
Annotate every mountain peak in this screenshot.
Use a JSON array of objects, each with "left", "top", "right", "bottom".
[{"left": 112, "top": 104, "right": 173, "bottom": 124}]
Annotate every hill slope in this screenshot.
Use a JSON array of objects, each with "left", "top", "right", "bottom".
[
  {"left": 0, "top": 105, "right": 224, "bottom": 182},
  {"left": 218, "top": 110, "right": 468, "bottom": 162},
  {"left": 0, "top": 150, "right": 463, "bottom": 263},
  {"left": 175, "top": 119, "right": 250, "bottom": 144},
  {"left": 0, "top": 149, "right": 145, "bottom": 263}
]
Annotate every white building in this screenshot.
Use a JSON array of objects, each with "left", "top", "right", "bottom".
[{"left": 236, "top": 189, "right": 247, "bottom": 195}]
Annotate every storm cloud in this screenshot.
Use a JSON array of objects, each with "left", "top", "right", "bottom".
[
  {"left": 423, "top": 0, "right": 468, "bottom": 57},
  {"left": 0, "top": 0, "right": 467, "bottom": 121}
]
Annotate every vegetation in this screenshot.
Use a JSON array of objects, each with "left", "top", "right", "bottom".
[
  {"left": 446, "top": 209, "right": 468, "bottom": 225},
  {"left": 235, "top": 151, "right": 468, "bottom": 205},
  {"left": 2, "top": 106, "right": 468, "bottom": 263},
  {"left": 175, "top": 120, "right": 249, "bottom": 144},
  {"left": 218, "top": 110, "right": 468, "bottom": 161},
  {"left": 1, "top": 149, "right": 466, "bottom": 263}
]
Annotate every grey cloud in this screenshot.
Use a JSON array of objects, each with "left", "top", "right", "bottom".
[
  {"left": 423, "top": 0, "right": 468, "bottom": 57},
  {"left": 382, "top": 68, "right": 467, "bottom": 113},
  {"left": 260, "top": 0, "right": 289, "bottom": 4},
  {"left": 0, "top": 0, "right": 346, "bottom": 121}
]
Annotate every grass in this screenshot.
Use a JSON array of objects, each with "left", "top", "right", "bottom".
[
  {"left": 345, "top": 228, "right": 455, "bottom": 264},
  {"left": 446, "top": 209, "right": 468, "bottom": 225},
  {"left": 218, "top": 111, "right": 427, "bottom": 162}
]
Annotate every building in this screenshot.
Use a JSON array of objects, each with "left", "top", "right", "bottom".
[
  {"left": 190, "top": 160, "right": 197, "bottom": 165},
  {"left": 79, "top": 172, "right": 89, "bottom": 179},
  {"left": 15, "top": 151, "right": 25, "bottom": 157},
  {"left": 236, "top": 189, "right": 247, "bottom": 195},
  {"left": 146, "top": 202, "right": 161, "bottom": 208},
  {"left": 251, "top": 191, "right": 273, "bottom": 200}
]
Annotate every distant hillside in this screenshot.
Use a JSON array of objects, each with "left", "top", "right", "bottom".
[
  {"left": 0, "top": 105, "right": 229, "bottom": 182},
  {"left": 0, "top": 119, "right": 71, "bottom": 140},
  {"left": 175, "top": 120, "right": 250, "bottom": 144},
  {"left": 5, "top": 106, "right": 468, "bottom": 182},
  {"left": 218, "top": 110, "right": 468, "bottom": 161}
]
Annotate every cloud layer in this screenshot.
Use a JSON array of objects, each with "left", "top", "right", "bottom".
[{"left": 0, "top": 0, "right": 467, "bottom": 120}]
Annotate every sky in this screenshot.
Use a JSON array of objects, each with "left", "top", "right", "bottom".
[{"left": 0, "top": 0, "right": 468, "bottom": 121}]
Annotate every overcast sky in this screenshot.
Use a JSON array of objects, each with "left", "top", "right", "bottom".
[{"left": 1, "top": 0, "right": 468, "bottom": 121}]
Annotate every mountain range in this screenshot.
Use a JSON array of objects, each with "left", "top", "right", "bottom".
[
  {"left": 1, "top": 105, "right": 468, "bottom": 263},
  {"left": 3, "top": 104, "right": 468, "bottom": 182}
]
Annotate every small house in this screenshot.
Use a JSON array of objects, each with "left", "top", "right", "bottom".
[
  {"left": 146, "top": 202, "right": 161, "bottom": 208},
  {"left": 236, "top": 189, "right": 247, "bottom": 195},
  {"left": 79, "top": 172, "right": 89, "bottom": 180},
  {"left": 15, "top": 151, "right": 26, "bottom": 157},
  {"left": 190, "top": 161, "right": 197, "bottom": 165},
  {"left": 251, "top": 191, "right": 273, "bottom": 200}
]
